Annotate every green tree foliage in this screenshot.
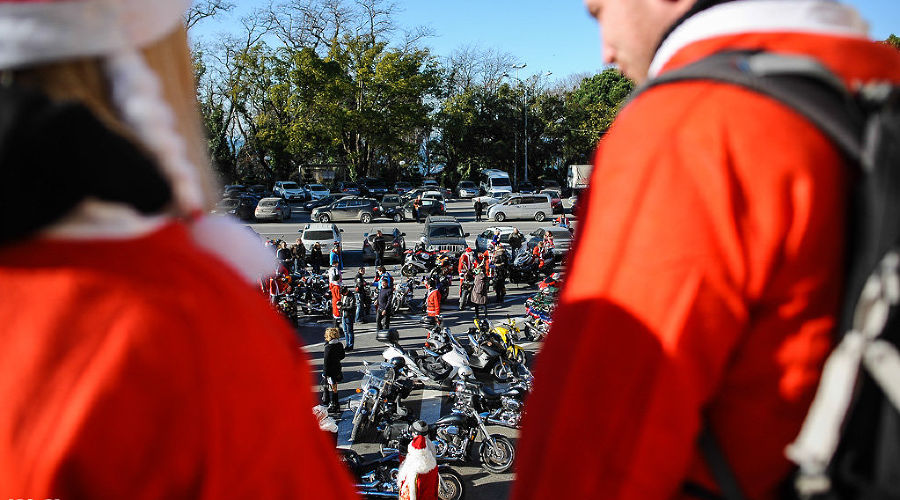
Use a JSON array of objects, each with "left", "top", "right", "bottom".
[
  {"left": 886, "top": 34, "right": 900, "bottom": 51},
  {"left": 195, "top": 0, "right": 634, "bottom": 188}
]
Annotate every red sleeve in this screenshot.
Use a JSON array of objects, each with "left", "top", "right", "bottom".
[{"left": 513, "top": 84, "right": 843, "bottom": 500}]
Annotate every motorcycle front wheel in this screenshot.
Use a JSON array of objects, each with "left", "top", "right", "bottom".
[
  {"left": 401, "top": 263, "right": 417, "bottom": 277},
  {"left": 490, "top": 362, "right": 512, "bottom": 383},
  {"left": 349, "top": 411, "right": 370, "bottom": 443},
  {"left": 438, "top": 468, "right": 466, "bottom": 500},
  {"left": 479, "top": 434, "right": 515, "bottom": 473}
]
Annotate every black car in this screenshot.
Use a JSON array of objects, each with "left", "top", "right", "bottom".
[
  {"left": 359, "top": 178, "right": 389, "bottom": 197},
  {"left": 222, "top": 184, "right": 246, "bottom": 198},
  {"left": 231, "top": 195, "right": 259, "bottom": 221},
  {"left": 335, "top": 181, "right": 361, "bottom": 195},
  {"left": 518, "top": 182, "right": 536, "bottom": 194},
  {"left": 311, "top": 197, "right": 382, "bottom": 223},
  {"left": 303, "top": 193, "right": 352, "bottom": 212}
]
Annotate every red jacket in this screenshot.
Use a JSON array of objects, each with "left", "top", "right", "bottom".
[
  {"left": 426, "top": 288, "right": 441, "bottom": 317},
  {"left": 0, "top": 223, "right": 357, "bottom": 499},
  {"left": 457, "top": 251, "right": 473, "bottom": 275},
  {"left": 513, "top": 6, "right": 900, "bottom": 500}
]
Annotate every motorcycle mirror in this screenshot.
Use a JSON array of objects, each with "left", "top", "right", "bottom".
[{"left": 401, "top": 232, "right": 406, "bottom": 236}]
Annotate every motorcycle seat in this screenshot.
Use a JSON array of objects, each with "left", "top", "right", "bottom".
[{"left": 479, "top": 385, "right": 517, "bottom": 401}]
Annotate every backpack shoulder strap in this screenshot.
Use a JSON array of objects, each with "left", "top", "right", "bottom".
[{"left": 631, "top": 50, "right": 865, "bottom": 163}]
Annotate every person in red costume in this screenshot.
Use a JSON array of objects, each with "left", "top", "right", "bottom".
[
  {"left": 457, "top": 247, "right": 475, "bottom": 296},
  {"left": 398, "top": 435, "right": 438, "bottom": 500},
  {"left": 425, "top": 280, "right": 441, "bottom": 319},
  {"left": 512, "top": 1, "right": 900, "bottom": 500},
  {"left": 0, "top": 1, "right": 357, "bottom": 498}
]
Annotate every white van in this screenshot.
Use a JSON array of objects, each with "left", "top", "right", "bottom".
[
  {"left": 487, "top": 193, "right": 553, "bottom": 222},
  {"left": 479, "top": 169, "right": 513, "bottom": 197}
]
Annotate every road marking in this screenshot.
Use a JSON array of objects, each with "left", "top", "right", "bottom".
[
  {"left": 336, "top": 408, "right": 355, "bottom": 449},
  {"left": 420, "top": 388, "right": 443, "bottom": 425}
]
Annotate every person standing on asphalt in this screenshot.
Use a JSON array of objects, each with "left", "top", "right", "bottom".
[
  {"left": 322, "top": 327, "right": 345, "bottom": 414},
  {"left": 425, "top": 278, "right": 441, "bottom": 323},
  {"left": 0, "top": 1, "right": 357, "bottom": 496},
  {"left": 512, "top": 1, "right": 900, "bottom": 499},
  {"left": 329, "top": 242, "right": 343, "bottom": 271},
  {"left": 373, "top": 229, "right": 386, "bottom": 267},
  {"left": 457, "top": 247, "right": 475, "bottom": 297},
  {"left": 492, "top": 246, "right": 509, "bottom": 304},
  {"left": 471, "top": 268, "right": 488, "bottom": 321},
  {"left": 355, "top": 267, "right": 370, "bottom": 324},
  {"left": 375, "top": 265, "right": 393, "bottom": 290},
  {"left": 376, "top": 277, "right": 393, "bottom": 331},
  {"left": 310, "top": 241, "right": 323, "bottom": 274},
  {"left": 339, "top": 286, "right": 356, "bottom": 351},
  {"left": 328, "top": 261, "right": 342, "bottom": 328},
  {"left": 292, "top": 237, "right": 306, "bottom": 272},
  {"left": 508, "top": 228, "right": 523, "bottom": 260},
  {"left": 413, "top": 196, "right": 423, "bottom": 223},
  {"left": 474, "top": 199, "right": 483, "bottom": 222}
]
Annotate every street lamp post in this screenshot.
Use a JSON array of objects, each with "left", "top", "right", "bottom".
[{"left": 504, "top": 65, "right": 551, "bottom": 188}]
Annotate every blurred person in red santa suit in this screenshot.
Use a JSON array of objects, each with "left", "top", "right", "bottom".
[
  {"left": 0, "top": 0, "right": 357, "bottom": 498},
  {"left": 398, "top": 432, "right": 438, "bottom": 500},
  {"left": 512, "top": 0, "right": 900, "bottom": 499}
]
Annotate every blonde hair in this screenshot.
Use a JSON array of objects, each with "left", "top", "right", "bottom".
[
  {"left": 324, "top": 327, "right": 341, "bottom": 342},
  {"left": 11, "top": 27, "right": 217, "bottom": 209}
]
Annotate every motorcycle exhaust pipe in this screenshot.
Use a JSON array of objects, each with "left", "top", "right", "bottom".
[
  {"left": 354, "top": 488, "right": 397, "bottom": 498},
  {"left": 381, "top": 447, "right": 400, "bottom": 454}
]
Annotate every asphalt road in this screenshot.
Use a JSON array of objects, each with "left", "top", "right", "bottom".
[{"left": 248, "top": 199, "right": 575, "bottom": 500}]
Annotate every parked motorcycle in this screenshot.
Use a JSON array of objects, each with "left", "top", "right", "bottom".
[
  {"left": 349, "top": 359, "right": 416, "bottom": 443},
  {"left": 339, "top": 449, "right": 466, "bottom": 500},
  {"left": 390, "top": 278, "right": 416, "bottom": 312},
  {"left": 509, "top": 251, "right": 554, "bottom": 285},
  {"left": 458, "top": 270, "right": 474, "bottom": 310},
  {"left": 383, "top": 391, "right": 517, "bottom": 474},
  {"left": 295, "top": 272, "right": 332, "bottom": 316},
  {"left": 401, "top": 246, "right": 451, "bottom": 277},
  {"left": 451, "top": 373, "right": 530, "bottom": 429},
  {"left": 377, "top": 327, "right": 463, "bottom": 385},
  {"left": 473, "top": 317, "right": 528, "bottom": 365}
]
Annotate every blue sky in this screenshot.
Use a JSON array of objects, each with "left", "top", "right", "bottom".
[{"left": 192, "top": 0, "right": 899, "bottom": 83}]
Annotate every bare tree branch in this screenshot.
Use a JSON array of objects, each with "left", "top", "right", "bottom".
[{"left": 185, "top": 0, "right": 235, "bottom": 30}]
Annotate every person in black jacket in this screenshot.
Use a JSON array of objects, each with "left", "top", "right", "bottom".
[
  {"left": 492, "top": 246, "right": 509, "bottom": 303},
  {"left": 310, "top": 242, "right": 323, "bottom": 274},
  {"left": 354, "top": 267, "right": 370, "bottom": 323},
  {"left": 376, "top": 278, "right": 393, "bottom": 332},
  {"left": 292, "top": 237, "right": 306, "bottom": 272},
  {"left": 508, "top": 228, "right": 524, "bottom": 259},
  {"left": 322, "top": 327, "right": 345, "bottom": 413},
  {"left": 372, "top": 230, "right": 386, "bottom": 267},
  {"left": 339, "top": 286, "right": 356, "bottom": 350},
  {"left": 474, "top": 199, "right": 483, "bottom": 222}
]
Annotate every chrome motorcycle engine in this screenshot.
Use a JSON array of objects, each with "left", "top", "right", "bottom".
[{"left": 433, "top": 426, "right": 465, "bottom": 459}]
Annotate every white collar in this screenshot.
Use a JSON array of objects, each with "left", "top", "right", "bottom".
[
  {"left": 41, "top": 199, "right": 170, "bottom": 240},
  {"left": 649, "top": 0, "right": 869, "bottom": 78}
]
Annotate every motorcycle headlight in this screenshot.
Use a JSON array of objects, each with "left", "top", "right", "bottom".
[{"left": 366, "top": 388, "right": 379, "bottom": 398}]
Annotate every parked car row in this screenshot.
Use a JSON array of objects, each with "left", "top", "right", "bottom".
[{"left": 474, "top": 225, "right": 574, "bottom": 255}]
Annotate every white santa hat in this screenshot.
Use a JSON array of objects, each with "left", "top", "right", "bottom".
[
  {"left": 0, "top": 0, "right": 278, "bottom": 283},
  {"left": 397, "top": 435, "right": 437, "bottom": 500}
]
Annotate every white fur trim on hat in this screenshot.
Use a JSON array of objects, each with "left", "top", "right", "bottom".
[
  {"left": 0, "top": 0, "right": 190, "bottom": 70},
  {"left": 397, "top": 441, "right": 437, "bottom": 500}
]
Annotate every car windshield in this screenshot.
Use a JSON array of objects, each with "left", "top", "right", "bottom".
[
  {"left": 281, "top": 182, "right": 299, "bottom": 189},
  {"left": 260, "top": 199, "right": 277, "bottom": 207},
  {"left": 428, "top": 226, "right": 463, "bottom": 238},
  {"left": 459, "top": 181, "right": 475, "bottom": 188},
  {"left": 396, "top": 182, "right": 411, "bottom": 188},
  {"left": 367, "top": 180, "right": 385, "bottom": 188},
  {"left": 217, "top": 199, "right": 239, "bottom": 209},
  {"left": 304, "top": 230, "right": 335, "bottom": 240},
  {"left": 491, "top": 177, "right": 511, "bottom": 187},
  {"left": 309, "top": 184, "right": 326, "bottom": 191}
]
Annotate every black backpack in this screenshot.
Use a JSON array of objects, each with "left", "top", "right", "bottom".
[{"left": 634, "top": 50, "right": 900, "bottom": 500}]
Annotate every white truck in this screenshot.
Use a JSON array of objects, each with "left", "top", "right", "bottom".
[{"left": 567, "top": 164, "right": 593, "bottom": 190}]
